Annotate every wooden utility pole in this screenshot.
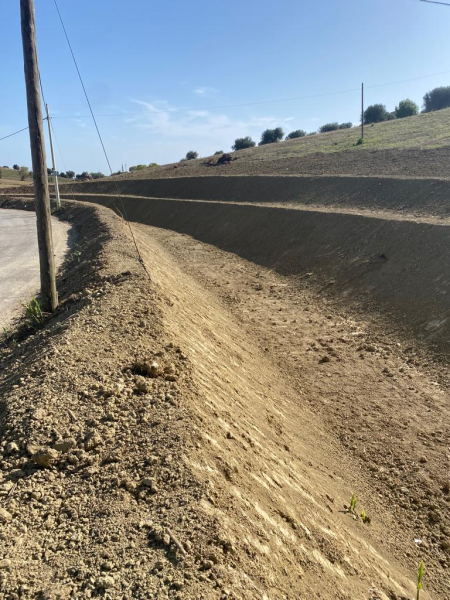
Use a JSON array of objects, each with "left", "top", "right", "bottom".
[
  {"left": 20, "top": 0, "right": 58, "bottom": 312},
  {"left": 45, "top": 104, "right": 61, "bottom": 210},
  {"left": 361, "top": 83, "right": 364, "bottom": 140}
]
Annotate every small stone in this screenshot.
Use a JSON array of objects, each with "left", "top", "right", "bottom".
[
  {"left": 148, "top": 361, "right": 162, "bottom": 378},
  {"left": 0, "top": 559, "right": 11, "bottom": 570},
  {"left": 6, "top": 442, "right": 19, "bottom": 454},
  {"left": 419, "top": 456, "right": 427, "bottom": 464},
  {"left": 96, "top": 575, "right": 114, "bottom": 589},
  {"left": 141, "top": 478, "right": 158, "bottom": 493},
  {"left": 53, "top": 438, "right": 76, "bottom": 453},
  {"left": 135, "top": 377, "right": 152, "bottom": 394},
  {"left": 319, "top": 356, "right": 330, "bottom": 364},
  {"left": 84, "top": 430, "right": 102, "bottom": 451},
  {"left": 163, "top": 533, "right": 171, "bottom": 546},
  {"left": 429, "top": 511, "right": 440, "bottom": 524},
  {"left": 0, "top": 509, "right": 12, "bottom": 524},
  {"left": 32, "top": 448, "right": 59, "bottom": 468}
]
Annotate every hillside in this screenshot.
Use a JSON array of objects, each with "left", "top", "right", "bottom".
[
  {"left": 93, "top": 107, "right": 450, "bottom": 180},
  {"left": 0, "top": 167, "right": 59, "bottom": 187}
]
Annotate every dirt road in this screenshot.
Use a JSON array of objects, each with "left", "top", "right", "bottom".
[{"left": 0, "top": 208, "right": 71, "bottom": 330}]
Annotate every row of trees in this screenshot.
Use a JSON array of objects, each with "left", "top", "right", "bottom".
[{"left": 182, "top": 85, "right": 450, "bottom": 159}]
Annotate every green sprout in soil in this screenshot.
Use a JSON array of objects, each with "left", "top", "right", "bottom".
[
  {"left": 360, "top": 508, "right": 371, "bottom": 524},
  {"left": 70, "top": 243, "right": 83, "bottom": 263},
  {"left": 26, "top": 297, "right": 44, "bottom": 328},
  {"left": 416, "top": 561, "right": 424, "bottom": 600},
  {"left": 349, "top": 492, "right": 357, "bottom": 514}
]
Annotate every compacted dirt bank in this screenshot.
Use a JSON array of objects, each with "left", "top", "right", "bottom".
[
  {"left": 61, "top": 192, "right": 450, "bottom": 360},
  {"left": 0, "top": 200, "right": 442, "bottom": 599},
  {"left": 134, "top": 224, "right": 449, "bottom": 599},
  {"left": 0, "top": 200, "right": 241, "bottom": 599}
]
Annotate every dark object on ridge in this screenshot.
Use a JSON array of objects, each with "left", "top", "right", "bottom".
[{"left": 217, "top": 153, "right": 233, "bottom": 165}]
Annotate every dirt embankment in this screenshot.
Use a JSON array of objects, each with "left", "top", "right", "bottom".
[
  {"left": 65, "top": 191, "right": 450, "bottom": 360},
  {"left": 0, "top": 200, "right": 433, "bottom": 599},
  {"left": 0, "top": 199, "right": 237, "bottom": 599},
  {"left": 66, "top": 174, "right": 450, "bottom": 220}
]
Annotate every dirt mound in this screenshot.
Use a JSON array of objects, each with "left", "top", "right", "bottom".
[
  {"left": 0, "top": 200, "right": 235, "bottom": 598},
  {"left": 65, "top": 193, "right": 450, "bottom": 359}
]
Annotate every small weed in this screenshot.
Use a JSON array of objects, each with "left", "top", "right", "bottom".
[
  {"left": 267, "top": 414, "right": 273, "bottom": 424},
  {"left": 1, "top": 328, "right": 18, "bottom": 349},
  {"left": 70, "top": 243, "right": 83, "bottom": 263},
  {"left": 360, "top": 508, "right": 371, "bottom": 524},
  {"left": 26, "top": 297, "right": 44, "bottom": 328},
  {"left": 416, "top": 562, "right": 424, "bottom": 600},
  {"left": 349, "top": 492, "right": 357, "bottom": 514},
  {"left": 355, "top": 137, "right": 364, "bottom": 146}
]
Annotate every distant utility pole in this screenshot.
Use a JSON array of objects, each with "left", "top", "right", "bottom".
[
  {"left": 45, "top": 104, "right": 61, "bottom": 210},
  {"left": 20, "top": 0, "right": 58, "bottom": 312},
  {"left": 361, "top": 83, "right": 364, "bottom": 140}
]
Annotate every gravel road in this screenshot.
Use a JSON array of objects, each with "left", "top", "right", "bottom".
[{"left": 0, "top": 208, "right": 70, "bottom": 329}]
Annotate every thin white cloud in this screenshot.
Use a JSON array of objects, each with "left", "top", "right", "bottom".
[
  {"left": 118, "top": 98, "right": 300, "bottom": 162},
  {"left": 130, "top": 99, "right": 295, "bottom": 141},
  {"left": 193, "top": 86, "right": 218, "bottom": 96}
]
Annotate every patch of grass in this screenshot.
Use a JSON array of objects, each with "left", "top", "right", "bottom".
[
  {"left": 246, "top": 107, "right": 450, "bottom": 161},
  {"left": 25, "top": 297, "right": 44, "bottom": 328}
]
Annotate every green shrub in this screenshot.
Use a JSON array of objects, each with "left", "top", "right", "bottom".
[
  {"left": 423, "top": 86, "right": 450, "bottom": 112},
  {"left": 285, "top": 130, "right": 306, "bottom": 140},
  {"left": 364, "top": 104, "right": 389, "bottom": 124},
  {"left": 395, "top": 99, "right": 419, "bottom": 119},
  {"left": 339, "top": 122, "right": 353, "bottom": 129},
  {"left": 319, "top": 122, "right": 339, "bottom": 133},
  {"left": 259, "top": 127, "right": 284, "bottom": 145},
  {"left": 232, "top": 137, "right": 256, "bottom": 151},
  {"left": 185, "top": 151, "right": 199, "bottom": 160}
]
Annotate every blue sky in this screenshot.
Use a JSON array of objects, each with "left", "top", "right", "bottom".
[{"left": 1, "top": 0, "right": 450, "bottom": 173}]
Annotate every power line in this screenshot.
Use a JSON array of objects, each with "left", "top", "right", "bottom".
[
  {"left": 0, "top": 126, "right": 29, "bottom": 142},
  {"left": 53, "top": 0, "right": 150, "bottom": 280},
  {"left": 4, "top": 67, "right": 450, "bottom": 139},
  {"left": 50, "top": 69, "right": 450, "bottom": 120},
  {"left": 420, "top": 0, "right": 450, "bottom": 6}
]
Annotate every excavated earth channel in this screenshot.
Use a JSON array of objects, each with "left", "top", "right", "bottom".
[
  {"left": 61, "top": 191, "right": 450, "bottom": 359},
  {"left": 0, "top": 190, "right": 448, "bottom": 598}
]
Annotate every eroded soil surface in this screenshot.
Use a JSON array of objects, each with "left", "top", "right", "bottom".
[
  {"left": 135, "top": 223, "right": 450, "bottom": 599},
  {"left": 0, "top": 199, "right": 448, "bottom": 599}
]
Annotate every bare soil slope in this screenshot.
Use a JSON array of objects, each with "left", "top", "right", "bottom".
[
  {"left": 64, "top": 192, "right": 450, "bottom": 361},
  {"left": 1, "top": 200, "right": 442, "bottom": 599}
]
